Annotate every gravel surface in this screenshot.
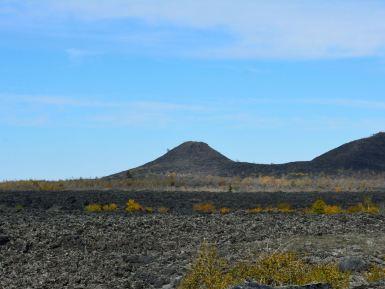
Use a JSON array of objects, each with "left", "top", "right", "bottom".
[{"left": 1, "top": 191, "right": 385, "bottom": 289}]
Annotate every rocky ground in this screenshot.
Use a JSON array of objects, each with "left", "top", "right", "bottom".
[{"left": 1, "top": 191, "right": 385, "bottom": 289}]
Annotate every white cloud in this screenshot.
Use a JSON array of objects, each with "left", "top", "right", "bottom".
[
  {"left": 1, "top": 94, "right": 203, "bottom": 111},
  {"left": 15, "top": 0, "right": 385, "bottom": 59},
  {"left": 2, "top": 93, "right": 385, "bottom": 129},
  {"left": 0, "top": 94, "right": 207, "bottom": 127},
  {"left": 65, "top": 48, "right": 102, "bottom": 63}
]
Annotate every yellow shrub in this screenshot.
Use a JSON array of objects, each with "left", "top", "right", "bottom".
[
  {"left": 263, "top": 206, "right": 275, "bottom": 213},
  {"left": 102, "top": 203, "right": 118, "bottom": 212},
  {"left": 85, "top": 203, "right": 102, "bottom": 212},
  {"left": 366, "top": 206, "right": 380, "bottom": 214},
  {"left": 145, "top": 207, "right": 154, "bottom": 213},
  {"left": 335, "top": 186, "right": 343, "bottom": 193},
  {"left": 366, "top": 265, "right": 385, "bottom": 282},
  {"left": 347, "top": 197, "right": 379, "bottom": 214},
  {"left": 363, "top": 196, "right": 380, "bottom": 214},
  {"left": 347, "top": 203, "right": 365, "bottom": 214},
  {"left": 309, "top": 199, "right": 327, "bottom": 214},
  {"left": 248, "top": 206, "right": 263, "bottom": 213},
  {"left": 178, "top": 243, "right": 232, "bottom": 289},
  {"left": 219, "top": 207, "right": 231, "bottom": 214},
  {"left": 178, "top": 244, "right": 350, "bottom": 289},
  {"left": 125, "top": 199, "right": 144, "bottom": 213},
  {"left": 324, "top": 205, "right": 343, "bottom": 214},
  {"left": 158, "top": 207, "right": 170, "bottom": 214},
  {"left": 193, "top": 203, "right": 216, "bottom": 214},
  {"left": 277, "top": 203, "right": 293, "bottom": 213},
  {"left": 307, "top": 200, "right": 343, "bottom": 215}
]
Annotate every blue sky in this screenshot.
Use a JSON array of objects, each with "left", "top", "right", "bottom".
[{"left": 1, "top": 0, "right": 385, "bottom": 180}]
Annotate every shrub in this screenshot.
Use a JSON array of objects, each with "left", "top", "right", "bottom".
[
  {"left": 193, "top": 203, "right": 216, "bottom": 214},
  {"left": 335, "top": 186, "right": 343, "bottom": 193},
  {"left": 125, "top": 199, "right": 144, "bottom": 213},
  {"left": 277, "top": 203, "right": 293, "bottom": 213},
  {"left": 85, "top": 203, "right": 103, "bottom": 212},
  {"left": 178, "top": 243, "right": 350, "bottom": 289},
  {"left": 366, "top": 265, "right": 385, "bottom": 282},
  {"left": 219, "top": 207, "right": 231, "bottom": 214},
  {"left": 346, "top": 203, "right": 365, "bottom": 214},
  {"left": 308, "top": 199, "right": 343, "bottom": 215},
  {"left": 324, "top": 205, "right": 343, "bottom": 214},
  {"left": 309, "top": 199, "right": 327, "bottom": 214},
  {"left": 363, "top": 196, "right": 380, "bottom": 214},
  {"left": 347, "top": 197, "right": 379, "bottom": 214},
  {"left": 158, "top": 207, "right": 170, "bottom": 214},
  {"left": 102, "top": 203, "right": 118, "bottom": 212},
  {"left": 248, "top": 206, "right": 263, "bottom": 213},
  {"left": 178, "top": 243, "right": 231, "bottom": 289},
  {"left": 145, "top": 207, "right": 154, "bottom": 213}
]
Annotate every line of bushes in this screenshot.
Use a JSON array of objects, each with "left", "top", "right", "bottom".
[
  {"left": 84, "top": 197, "right": 380, "bottom": 215},
  {"left": 192, "top": 197, "right": 380, "bottom": 215},
  {"left": 85, "top": 199, "right": 170, "bottom": 214}
]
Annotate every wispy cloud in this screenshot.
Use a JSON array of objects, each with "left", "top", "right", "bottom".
[
  {"left": 2, "top": 94, "right": 385, "bottom": 129},
  {"left": 65, "top": 48, "right": 102, "bottom": 63},
  {"left": 2, "top": 94, "right": 203, "bottom": 111},
  {"left": 7, "top": 0, "right": 385, "bottom": 59},
  {"left": 244, "top": 97, "right": 385, "bottom": 110},
  {"left": 0, "top": 94, "right": 207, "bottom": 128}
]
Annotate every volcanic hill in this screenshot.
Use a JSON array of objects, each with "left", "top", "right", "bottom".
[{"left": 107, "top": 132, "right": 385, "bottom": 178}]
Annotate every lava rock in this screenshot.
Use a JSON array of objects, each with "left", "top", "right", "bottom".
[
  {"left": 231, "top": 281, "right": 332, "bottom": 289},
  {"left": 0, "top": 235, "right": 10, "bottom": 246},
  {"left": 339, "top": 256, "right": 369, "bottom": 272},
  {"left": 352, "top": 281, "right": 385, "bottom": 288}
]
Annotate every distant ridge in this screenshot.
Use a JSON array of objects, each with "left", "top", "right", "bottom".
[{"left": 106, "top": 132, "right": 385, "bottom": 178}]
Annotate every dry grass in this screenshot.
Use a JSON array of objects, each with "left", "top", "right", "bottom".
[
  {"left": 366, "top": 265, "right": 385, "bottom": 283},
  {"left": 276, "top": 202, "right": 294, "bottom": 213},
  {"left": 247, "top": 203, "right": 293, "bottom": 214},
  {"left": 346, "top": 197, "right": 380, "bottom": 214},
  {"left": 247, "top": 206, "right": 264, "bottom": 214},
  {"left": 193, "top": 203, "right": 216, "bottom": 214},
  {"left": 158, "top": 207, "right": 170, "bottom": 214},
  {"left": 178, "top": 243, "right": 350, "bottom": 289},
  {"left": 2, "top": 172, "right": 385, "bottom": 193}
]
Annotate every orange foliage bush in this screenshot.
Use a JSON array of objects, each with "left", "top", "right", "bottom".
[
  {"left": 219, "top": 207, "right": 231, "bottom": 214},
  {"left": 158, "top": 207, "right": 170, "bottom": 213},
  {"left": 193, "top": 203, "right": 216, "bottom": 214}
]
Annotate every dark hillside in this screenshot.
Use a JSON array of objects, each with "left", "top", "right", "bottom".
[
  {"left": 106, "top": 133, "right": 385, "bottom": 178},
  {"left": 311, "top": 132, "right": 385, "bottom": 171},
  {"left": 108, "top": 141, "right": 233, "bottom": 178}
]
